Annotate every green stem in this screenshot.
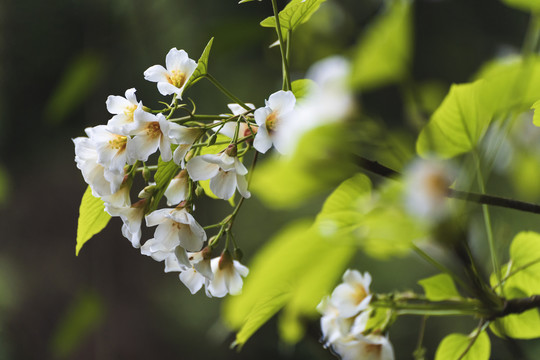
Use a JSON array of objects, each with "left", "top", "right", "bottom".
[
  {"left": 371, "top": 298, "right": 487, "bottom": 317},
  {"left": 270, "top": 0, "right": 291, "bottom": 91},
  {"left": 473, "top": 151, "right": 503, "bottom": 296},
  {"left": 205, "top": 74, "right": 251, "bottom": 110},
  {"left": 522, "top": 13, "right": 540, "bottom": 56}
]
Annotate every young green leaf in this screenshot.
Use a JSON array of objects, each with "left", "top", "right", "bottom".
[
  {"left": 351, "top": 1, "right": 411, "bottom": 90},
  {"left": 418, "top": 273, "right": 461, "bottom": 301},
  {"left": 184, "top": 37, "right": 214, "bottom": 90},
  {"left": 435, "top": 331, "right": 490, "bottom": 360},
  {"left": 260, "top": 0, "right": 326, "bottom": 33},
  {"left": 291, "top": 79, "right": 316, "bottom": 100},
  {"left": 76, "top": 186, "right": 111, "bottom": 256}
]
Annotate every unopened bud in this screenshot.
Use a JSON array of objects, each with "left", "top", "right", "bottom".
[
  {"left": 138, "top": 184, "right": 156, "bottom": 198},
  {"left": 195, "top": 184, "right": 204, "bottom": 197},
  {"left": 225, "top": 144, "right": 237, "bottom": 157},
  {"left": 142, "top": 165, "right": 152, "bottom": 182}
]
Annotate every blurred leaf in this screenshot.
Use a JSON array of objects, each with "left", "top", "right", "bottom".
[
  {"left": 291, "top": 79, "right": 316, "bottom": 100},
  {"left": 509, "top": 153, "right": 540, "bottom": 199},
  {"left": 418, "top": 273, "right": 461, "bottom": 301},
  {"left": 502, "top": 0, "right": 540, "bottom": 12},
  {"left": 224, "top": 219, "right": 354, "bottom": 346},
  {"left": 489, "top": 286, "right": 540, "bottom": 339},
  {"left": 418, "top": 56, "right": 540, "bottom": 158},
  {"left": 44, "top": 52, "right": 103, "bottom": 125},
  {"left": 435, "top": 331, "right": 490, "bottom": 360},
  {"left": 260, "top": 0, "right": 327, "bottom": 34},
  {"left": 251, "top": 123, "right": 357, "bottom": 208},
  {"left": 0, "top": 164, "right": 10, "bottom": 206},
  {"left": 532, "top": 99, "right": 540, "bottom": 126},
  {"left": 50, "top": 291, "right": 105, "bottom": 359},
  {"left": 185, "top": 37, "right": 214, "bottom": 89},
  {"left": 315, "top": 176, "right": 425, "bottom": 259},
  {"left": 351, "top": 1, "right": 411, "bottom": 90},
  {"left": 76, "top": 186, "right": 111, "bottom": 256}
]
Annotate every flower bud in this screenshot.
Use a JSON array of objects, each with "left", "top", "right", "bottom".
[
  {"left": 195, "top": 184, "right": 204, "bottom": 197},
  {"left": 142, "top": 164, "right": 152, "bottom": 182},
  {"left": 225, "top": 144, "right": 237, "bottom": 157},
  {"left": 138, "top": 184, "right": 156, "bottom": 198}
]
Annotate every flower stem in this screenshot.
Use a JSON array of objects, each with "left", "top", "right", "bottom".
[
  {"left": 270, "top": 0, "right": 291, "bottom": 91},
  {"left": 205, "top": 74, "right": 251, "bottom": 110}
]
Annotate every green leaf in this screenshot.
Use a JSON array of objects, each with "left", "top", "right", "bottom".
[
  {"left": 435, "top": 331, "right": 490, "bottom": 360},
  {"left": 291, "top": 79, "right": 316, "bottom": 100},
  {"left": 418, "top": 273, "right": 461, "bottom": 301},
  {"left": 532, "top": 99, "right": 540, "bottom": 126},
  {"left": 223, "top": 220, "right": 354, "bottom": 346},
  {"left": 504, "top": 231, "right": 540, "bottom": 295},
  {"left": 149, "top": 157, "right": 180, "bottom": 212},
  {"left": 260, "top": 0, "right": 327, "bottom": 33},
  {"left": 184, "top": 37, "right": 214, "bottom": 90},
  {"left": 502, "top": 0, "right": 540, "bottom": 12},
  {"left": 417, "top": 56, "right": 540, "bottom": 158},
  {"left": 416, "top": 81, "right": 490, "bottom": 158},
  {"left": 351, "top": 1, "right": 411, "bottom": 90},
  {"left": 76, "top": 186, "right": 111, "bottom": 256},
  {"left": 490, "top": 286, "right": 540, "bottom": 339}
]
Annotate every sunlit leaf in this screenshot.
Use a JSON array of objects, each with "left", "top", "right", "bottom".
[
  {"left": 502, "top": 0, "right": 540, "bottom": 12},
  {"left": 351, "top": 1, "right": 411, "bottom": 90},
  {"left": 490, "top": 286, "right": 540, "bottom": 339},
  {"left": 185, "top": 37, "right": 214, "bottom": 89},
  {"left": 50, "top": 291, "right": 105, "bottom": 358},
  {"left": 44, "top": 52, "right": 103, "bottom": 125},
  {"left": 435, "top": 331, "right": 490, "bottom": 360},
  {"left": 291, "top": 79, "right": 316, "bottom": 100},
  {"left": 76, "top": 186, "right": 111, "bottom": 256},
  {"left": 532, "top": 99, "right": 540, "bottom": 127},
  {"left": 223, "top": 220, "right": 354, "bottom": 346},
  {"left": 260, "top": 0, "right": 327, "bottom": 34},
  {"left": 418, "top": 273, "right": 461, "bottom": 301},
  {"left": 503, "top": 231, "right": 540, "bottom": 295}
]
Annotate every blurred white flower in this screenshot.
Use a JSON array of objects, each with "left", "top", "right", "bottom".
[
  {"left": 186, "top": 146, "right": 251, "bottom": 200},
  {"left": 253, "top": 90, "right": 296, "bottom": 154},
  {"left": 330, "top": 269, "right": 372, "bottom": 318},
  {"left": 404, "top": 158, "right": 455, "bottom": 221},
  {"left": 332, "top": 333, "right": 395, "bottom": 360},
  {"left": 144, "top": 48, "right": 197, "bottom": 98}
]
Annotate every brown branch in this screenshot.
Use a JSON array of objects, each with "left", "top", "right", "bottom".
[{"left": 355, "top": 155, "right": 540, "bottom": 215}]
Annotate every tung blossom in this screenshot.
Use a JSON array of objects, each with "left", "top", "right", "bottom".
[
  {"left": 253, "top": 90, "right": 296, "bottom": 154},
  {"left": 144, "top": 48, "right": 197, "bottom": 99},
  {"left": 106, "top": 88, "right": 140, "bottom": 131},
  {"left": 186, "top": 145, "right": 251, "bottom": 200}
]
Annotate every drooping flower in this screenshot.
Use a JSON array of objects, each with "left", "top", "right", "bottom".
[
  {"left": 106, "top": 88, "right": 140, "bottom": 131},
  {"left": 143, "top": 48, "right": 197, "bottom": 99},
  {"left": 207, "top": 250, "right": 249, "bottom": 298},
  {"left": 330, "top": 269, "right": 373, "bottom": 318},
  {"left": 144, "top": 207, "right": 206, "bottom": 254},
  {"left": 164, "top": 169, "right": 190, "bottom": 206},
  {"left": 186, "top": 145, "right": 251, "bottom": 200},
  {"left": 404, "top": 158, "right": 455, "bottom": 221},
  {"left": 105, "top": 199, "right": 147, "bottom": 248},
  {"left": 126, "top": 107, "right": 181, "bottom": 163},
  {"left": 73, "top": 135, "right": 124, "bottom": 197},
  {"left": 253, "top": 90, "right": 296, "bottom": 154}
]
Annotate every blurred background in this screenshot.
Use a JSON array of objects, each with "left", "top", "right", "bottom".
[{"left": 1, "top": 0, "right": 540, "bottom": 359}]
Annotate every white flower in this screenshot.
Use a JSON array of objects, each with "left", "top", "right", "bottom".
[
  {"left": 73, "top": 135, "right": 124, "bottom": 197},
  {"left": 85, "top": 125, "right": 129, "bottom": 174},
  {"left": 404, "top": 158, "right": 454, "bottom": 221},
  {"left": 106, "top": 88, "right": 140, "bottom": 132},
  {"left": 126, "top": 107, "right": 182, "bottom": 163},
  {"left": 168, "top": 126, "right": 201, "bottom": 166},
  {"left": 207, "top": 251, "right": 249, "bottom": 297},
  {"left": 101, "top": 180, "right": 131, "bottom": 208},
  {"left": 186, "top": 146, "right": 251, "bottom": 200},
  {"left": 330, "top": 269, "right": 372, "bottom": 318},
  {"left": 180, "top": 267, "right": 209, "bottom": 295},
  {"left": 164, "top": 169, "right": 190, "bottom": 206},
  {"left": 215, "top": 103, "right": 257, "bottom": 140},
  {"left": 331, "top": 333, "right": 395, "bottom": 360},
  {"left": 317, "top": 296, "right": 355, "bottom": 346},
  {"left": 144, "top": 48, "right": 197, "bottom": 98},
  {"left": 145, "top": 207, "right": 206, "bottom": 253},
  {"left": 253, "top": 90, "right": 296, "bottom": 154},
  {"left": 105, "top": 199, "right": 147, "bottom": 248},
  {"left": 274, "top": 56, "right": 353, "bottom": 154}
]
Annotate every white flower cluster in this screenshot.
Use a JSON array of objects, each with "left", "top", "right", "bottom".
[
  {"left": 317, "top": 270, "right": 394, "bottom": 360},
  {"left": 73, "top": 48, "right": 252, "bottom": 297}
]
